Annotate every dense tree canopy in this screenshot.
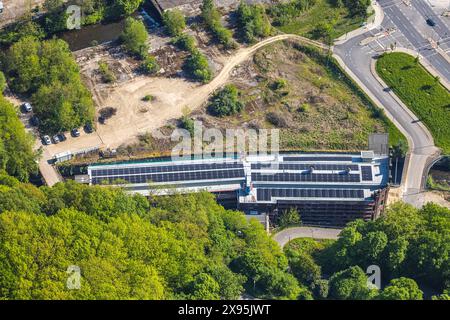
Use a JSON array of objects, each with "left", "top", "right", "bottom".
[
  {"left": 319, "top": 202, "right": 450, "bottom": 291},
  {"left": 5, "top": 36, "right": 94, "bottom": 134},
  {"left": 236, "top": 2, "right": 271, "bottom": 43},
  {"left": 284, "top": 202, "right": 449, "bottom": 300},
  {"left": 0, "top": 98, "right": 37, "bottom": 182},
  {"left": 0, "top": 179, "right": 299, "bottom": 300}
]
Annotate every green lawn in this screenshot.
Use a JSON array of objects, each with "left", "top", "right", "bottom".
[
  {"left": 376, "top": 52, "right": 450, "bottom": 154},
  {"left": 275, "top": 0, "right": 365, "bottom": 40}
]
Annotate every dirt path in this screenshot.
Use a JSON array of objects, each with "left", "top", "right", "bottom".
[{"left": 45, "top": 34, "right": 328, "bottom": 157}]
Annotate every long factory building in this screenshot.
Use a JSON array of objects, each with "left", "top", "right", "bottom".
[{"left": 87, "top": 152, "right": 389, "bottom": 227}]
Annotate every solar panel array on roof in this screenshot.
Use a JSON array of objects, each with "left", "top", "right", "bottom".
[
  {"left": 361, "top": 166, "right": 373, "bottom": 181},
  {"left": 91, "top": 169, "right": 245, "bottom": 185},
  {"left": 283, "top": 156, "right": 354, "bottom": 162},
  {"left": 257, "top": 188, "right": 365, "bottom": 201},
  {"left": 252, "top": 163, "right": 359, "bottom": 171},
  {"left": 91, "top": 162, "right": 243, "bottom": 177},
  {"left": 251, "top": 172, "right": 361, "bottom": 183}
]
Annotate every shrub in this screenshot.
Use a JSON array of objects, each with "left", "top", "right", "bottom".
[
  {"left": 266, "top": 111, "right": 289, "bottom": 127},
  {"left": 184, "top": 49, "right": 213, "bottom": 83},
  {"left": 98, "top": 61, "right": 116, "bottom": 83},
  {"left": 141, "top": 55, "right": 159, "bottom": 75},
  {"left": 179, "top": 116, "right": 195, "bottom": 136},
  {"left": 142, "top": 95, "right": 155, "bottom": 102},
  {"left": 162, "top": 9, "right": 186, "bottom": 37},
  {"left": 207, "top": 84, "right": 243, "bottom": 117},
  {"left": 201, "top": 0, "right": 237, "bottom": 49},
  {"left": 278, "top": 208, "right": 301, "bottom": 227},
  {"left": 172, "top": 33, "right": 197, "bottom": 52}
]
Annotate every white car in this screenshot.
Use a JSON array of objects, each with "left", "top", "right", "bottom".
[
  {"left": 42, "top": 135, "right": 52, "bottom": 145},
  {"left": 23, "top": 102, "right": 32, "bottom": 113}
]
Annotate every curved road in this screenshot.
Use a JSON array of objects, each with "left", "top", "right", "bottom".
[
  {"left": 273, "top": 227, "right": 341, "bottom": 248},
  {"left": 333, "top": 9, "right": 441, "bottom": 205}
]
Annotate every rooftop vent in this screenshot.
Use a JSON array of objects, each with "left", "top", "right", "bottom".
[{"left": 361, "top": 151, "right": 375, "bottom": 162}]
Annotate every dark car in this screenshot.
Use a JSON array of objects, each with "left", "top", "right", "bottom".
[
  {"left": 30, "top": 116, "right": 40, "bottom": 126},
  {"left": 71, "top": 128, "right": 81, "bottom": 137},
  {"left": 426, "top": 18, "right": 436, "bottom": 27},
  {"left": 58, "top": 133, "right": 67, "bottom": 142},
  {"left": 84, "top": 123, "right": 94, "bottom": 133}
]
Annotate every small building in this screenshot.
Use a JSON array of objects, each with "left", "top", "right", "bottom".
[{"left": 87, "top": 151, "right": 390, "bottom": 228}]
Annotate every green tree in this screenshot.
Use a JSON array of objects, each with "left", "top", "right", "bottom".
[
  {"left": 378, "top": 277, "right": 423, "bottom": 300},
  {"left": 121, "top": 17, "right": 149, "bottom": 59},
  {"left": 112, "top": 0, "right": 144, "bottom": 17},
  {"left": 162, "top": 9, "right": 186, "bottom": 37},
  {"left": 328, "top": 266, "right": 376, "bottom": 300},
  {"left": 207, "top": 84, "right": 243, "bottom": 117},
  {"left": 201, "top": 0, "right": 236, "bottom": 49},
  {"left": 236, "top": 2, "right": 271, "bottom": 43},
  {"left": 278, "top": 207, "right": 301, "bottom": 227},
  {"left": 0, "top": 72, "right": 6, "bottom": 93},
  {"left": 0, "top": 97, "right": 37, "bottom": 181},
  {"left": 184, "top": 49, "right": 213, "bottom": 83}
]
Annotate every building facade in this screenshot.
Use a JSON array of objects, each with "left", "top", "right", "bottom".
[{"left": 87, "top": 151, "right": 389, "bottom": 228}]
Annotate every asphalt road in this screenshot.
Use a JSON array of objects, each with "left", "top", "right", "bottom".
[
  {"left": 378, "top": 0, "right": 450, "bottom": 82},
  {"left": 272, "top": 227, "right": 341, "bottom": 247},
  {"left": 334, "top": 22, "right": 440, "bottom": 204}
]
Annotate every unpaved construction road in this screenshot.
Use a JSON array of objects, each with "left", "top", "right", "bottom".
[{"left": 45, "top": 34, "right": 327, "bottom": 156}]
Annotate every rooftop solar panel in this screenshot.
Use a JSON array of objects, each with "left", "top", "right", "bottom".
[
  {"left": 256, "top": 188, "right": 365, "bottom": 201},
  {"left": 251, "top": 173, "right": 361, "bottom": 183},
  {"left": 90, "top": 169, "right": 245, "bottom": 185},
  {"left": 283, "top": 156, "right": 354, "bottom": 162},
  {"left": 361, "top": 166, "right": 373, "bottom": 181},
  {"left": 90, "top": 162, "right": 243, "bottom": 178},
  {"left": 251, "top": 163, "right": 359, "bottom": 171}
]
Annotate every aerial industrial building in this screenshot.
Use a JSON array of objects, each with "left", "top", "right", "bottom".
[{"left": 87, "top": 152, "right": 389, "bottom": 227}]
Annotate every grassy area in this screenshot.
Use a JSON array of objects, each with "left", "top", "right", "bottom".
[
  {"left": 274, "top": 0, "right": 366, "bottom": 40},
  {"left": 194, "top": 41, "right": 406, "bottom": 151},
  {"left": 427, "top": 175, "right": 450, "bottom": 192},
  {"left": 376, "top": 52, "right": 450, "bottom": 154}
]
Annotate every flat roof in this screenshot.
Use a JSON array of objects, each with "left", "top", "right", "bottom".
[{"left": 87, "top": 152, "right": 389, "bottom": 202}]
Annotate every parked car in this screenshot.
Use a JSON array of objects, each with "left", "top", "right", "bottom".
[
  {"left": 52, "top": 135, "right": 60, "bottom": 144},
  {"left": 22, "top": 102, "right": 32, "bottom": 113},
  {"left": 30, "top": 116, "right": 40, "bottom": 126},
  {"left": 84, "top": 123, "right": 94, "bottom": 133},
  {"left": 42, "top": 135, "right": 52, "bottom": 145},
  {"left": 58, "top": 133, "right": 67, "bottom": 142},
  {"left": 71, "top": 128, "right": 81, "bottom": 137},
  {"left": 426, "top": 18, "right": 436, "bottom": 27}
]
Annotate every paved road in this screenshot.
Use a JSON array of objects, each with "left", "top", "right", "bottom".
[
  {"left": 273, "top": 227, "right": 341, "bottom": 247},
  {"left": 335, "top": 34, "right": 440, "bottom": 201},
  {"left": 378, "top": 0, "right": 450, "bottom": 82}
]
